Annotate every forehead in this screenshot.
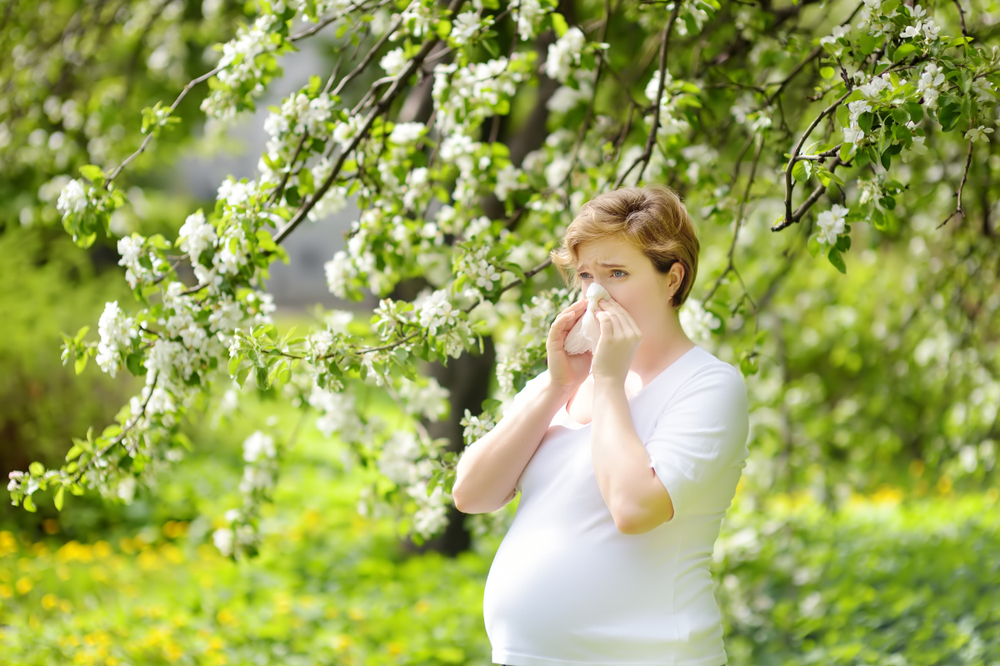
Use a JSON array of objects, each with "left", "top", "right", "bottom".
[{"left": 573, "top": 237, "right": 645, "bottom": 266}]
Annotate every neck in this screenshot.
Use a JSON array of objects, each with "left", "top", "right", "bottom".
[{"left": 630, "top": 309, "right": 695, "bottom": 381}]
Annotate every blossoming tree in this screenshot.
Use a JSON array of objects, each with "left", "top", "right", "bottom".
[{"left": 4, "top": 0, "right": 999, "bottom": 558}]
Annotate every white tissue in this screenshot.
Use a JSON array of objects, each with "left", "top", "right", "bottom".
[{"left": 564, "top": 283, "right": 610, "bottom": 355}]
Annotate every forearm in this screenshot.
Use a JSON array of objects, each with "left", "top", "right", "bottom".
[
  {"left": 453, "top": 377, "right": 573, "bottom": 514},
  {"left": 591, "top": 378, "right": 674, "bottom": 533}
]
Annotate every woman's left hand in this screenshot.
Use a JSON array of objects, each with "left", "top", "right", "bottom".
[{"left": 592, "top": 299, "right": 643, "bottom": 385}]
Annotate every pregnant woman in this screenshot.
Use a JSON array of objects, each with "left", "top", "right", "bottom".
[{"left": 452, "top": 185, "right": 750, "bottom": 666}]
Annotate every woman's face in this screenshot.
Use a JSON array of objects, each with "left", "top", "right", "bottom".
[{"left": 574, "top": 237, "right": 681, "bottom": 334}]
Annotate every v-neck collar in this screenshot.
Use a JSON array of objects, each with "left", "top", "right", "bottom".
[{"left": 559, "top": 344, "right": 704, "bottom": 428}]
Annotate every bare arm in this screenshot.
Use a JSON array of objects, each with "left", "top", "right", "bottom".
[
  {"left": 453, "top": 298, "right": 592, "bottom": 514},
  {"left": 452, "top": 376, "right": 573, "bottom": 514},
  {"left": 590, "top": 299, "right": 674, "bottom": 534},
  {"left": 591, "top": 378, "right": 674, "bottom": 534}
]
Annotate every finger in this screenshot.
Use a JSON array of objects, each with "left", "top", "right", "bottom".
[
  {"left": 599, "top": 300, "right": 640, "bottom": 337},
  {"left": 596, "top": 310, "right": 623, "bottom": 339}
]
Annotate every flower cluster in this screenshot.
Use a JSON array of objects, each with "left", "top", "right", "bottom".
[
  {"left": 511, "top": 0, "right": 548, "bottom": 42},
  {"left": 544, "top": 27, "right": 586, "bottom": 85},
  {"left": 678, "top": 298, "right": 722, "bottom": 343},
  {"left": 816, "top": 204, "right": 849, "bottom": 246},
  {"left": 95, "top": 301, "right": 138, "bottom": 378},
  {"left": 842, "top": 100, "right": 873, "bottom": 146},
  {"left": 201, "top": 15, "right": 282, "bottom": 120}
]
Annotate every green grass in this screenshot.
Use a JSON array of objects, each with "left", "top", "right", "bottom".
[{"left": 2, "top": 400, "right": 998, "bottom": 666}]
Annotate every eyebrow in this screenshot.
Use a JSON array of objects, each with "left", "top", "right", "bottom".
[{"left": 577, "top": 261, "right": 627, "bottom": 270}]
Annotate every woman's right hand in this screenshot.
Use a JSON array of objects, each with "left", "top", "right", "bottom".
[{"left": 546, "top": 299, "right": 593, "bottom": 394}]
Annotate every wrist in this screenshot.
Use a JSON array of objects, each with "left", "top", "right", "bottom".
[
  {"left": 592, "top": 374, "right": 626, "bottom": 394},
  {"left": 541, "top": 374, "right": 579, "bottom": 402}
]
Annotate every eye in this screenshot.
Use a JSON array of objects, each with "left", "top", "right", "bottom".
[
  {"left": 578, "top": 271, "right": 592, "bottom": 280},
  {"left": 612, "top": 270, "right": 627, "bottom": 278}
]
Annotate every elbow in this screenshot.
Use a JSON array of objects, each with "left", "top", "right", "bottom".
[
  {"left": 451, "top": 476, "right": 475, "bottom": 514},
  {"left": 451, "top": 474, "right": 488, "bottom": 514},
  {"left": 609, "top": 502, "right": 672, "bottom": 535},
  {"left": 612, "top": 511, "right": 652, "bottom": 535}
]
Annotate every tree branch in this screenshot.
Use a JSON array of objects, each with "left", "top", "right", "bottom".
[
  {"left": 274, "top": 0, "right": 466, "bottom": 245},
  {"left": 938, "top": 139, "right": 974, "bottom": 229},
  {"left": 614, "top": 0, "right": 680, "bottom": 188}
]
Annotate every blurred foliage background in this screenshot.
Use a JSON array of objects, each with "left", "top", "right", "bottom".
[{"left": 2, "top": 0, "right": 999, "bottom": 663}]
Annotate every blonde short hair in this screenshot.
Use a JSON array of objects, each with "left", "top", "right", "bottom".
[{"left": 550, "top": 185, "right": 700, "bottom": 308}]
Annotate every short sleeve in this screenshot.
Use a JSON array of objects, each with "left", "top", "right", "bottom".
[
  {"left": 644, "top": 364, "right": 750, "bottom": 520},
  {"left": 497, "top": 369, "right": 551, "bottom": 423}
]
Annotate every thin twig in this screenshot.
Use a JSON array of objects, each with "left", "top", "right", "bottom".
[
  {"left": 779, "top": 90, "right": 851, "bottom": 229},
  {"left": 104, "top": 64, "right": 226, "bottom": 187},
  {"left": 615, "top": 1, "right": 680, "bottom": 188},
  {"left": 938, "top": 140, "right": 974, "bottom": 229}
]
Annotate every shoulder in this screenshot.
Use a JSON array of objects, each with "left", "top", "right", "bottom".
[{"left": 671, "top": 349, "right": 748, "bottom": 414}]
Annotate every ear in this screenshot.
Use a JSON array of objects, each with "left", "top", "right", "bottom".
[{"left": 669, "top": 262, "right": 685, "bottom": 291}]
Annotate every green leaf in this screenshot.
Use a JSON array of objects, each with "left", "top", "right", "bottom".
[
  {"left": 792, "top": 160, "right": 811, "bottom": 183},
  {"left": 66, "top": 445, "right": 83, "bottom": 461},
  {"left": 23, "top": 495, "right": 36, "bottom": 512},
  {"left": 807, "top": 233, "right": 822, "bottom": 257},
  {"left": 79, "top": 165, "right": 105, "bottom": 183},
  {"left": 820, "top": 66, "right": 835, "bottom": 79},
  {"left": 827, "top": 247, "right": 847, "bottom": 273},
  {"left": 436, "top": 19, "right": 451, "bottom": 39},
  {"left": 29, "top": 461, "right": 45, "bottom": 475},
  {"left": 892, "top": 42, "right": 918, "bottom": 63},
  {"left": 550, "top": 12, "right": 569, "bottom": 37},
  {"left": 905, "top": 102, "right": 923, "bottom": 122},
  {"left": 75, "top": 352, "right": 89, "bottom": 375},
  {"left": 54, "top": 486, "right": 65, "bottom": 512},
  {"left": 880, "top": 149, "right": 892, "bottom": 169}
]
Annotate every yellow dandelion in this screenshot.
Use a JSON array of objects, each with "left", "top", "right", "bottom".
[
  {"left": 216, "top": 608, "right": 238, "bottom": 626},
  {"left": 935, "top": 475, "right": 953, "bottom": 495},
  {"left": 330, "top": 634, "right": 351, "bottom": 651},
  {"left": 60, "top": 599, "right": 73, "bottom": 612},
  {"left": 347, "top": 606, "right": 365, "bottom": 621},
  {"left": 16, "top": 577, "right": 33, "bottom": 594},
  {"left": 414, "top": 600, "right": 431, "bottom": 614},
  {"left": 387, "top": 641, "right": 404, "bottom": 656},
  {"left": 0, "top": 584, "right": 12, "bottom": 598},
  {"left": 41, "top": 593, "right": 59, "bottom": 610},
  {"left": 93, "top": 541, "right": 113, "bottom": 558}
]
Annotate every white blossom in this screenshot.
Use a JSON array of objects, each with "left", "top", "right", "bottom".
[
  {"left": 917, "top": 63, "right": 945, "bottom": 108},
  {"left": 965, "top": 125, "right": 994, "bottom": 143},
  {"left": 212, "top": 527, "right": 234, "bottom": 556},
  {"left": 512, "top": 0, "right": 546, "bottom": 41},
  {"left": 452, "top": 11, "right": 491, "bottom": 46},
  {"left": 460, "top": 408, "right": 495, "bottom": 444},
  {"left": 679, "top": 298, "right": 721, "bottom": 343},
  {"left": 242, "top": 430, "right": 276, "bottom": 462},
  {"left": 544, "top": 27, "right": 586, "bottom": 85},
  {"left": 178, "top": 211, "right": 217, "bottom": 260},
  {"left": 417, "top": 289, "right": 460, "bottom": 335},
  {"left": 117, "top": 235, "right": 147, "bottom": 288},
  {"left": 378, "top": 431, "right": 421, "bottom": 484},
  {"left": 495, "top": 163, "right": 522, "bottom": 201},
  {"left": 96, "top": 301, "right": 137, "bottom": 377},
  {"left": 389, "top": 121, "right": 425, "bottom": 145},
  {"left": 56, "top": 179, "right": 89, "bottom": 216},
  {"left": 380, "top": 48, "right": 408, "bottom": 77},
  {"left": 816, "top": 203, "right": 849, "bottom": 245},
  {"left": 820, "top": 24, "right": 849, "bottom": 46}
]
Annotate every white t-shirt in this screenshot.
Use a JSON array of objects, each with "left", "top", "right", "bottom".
[{"left": 483, "top": 345, "right": 750, "bottom": 666}]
